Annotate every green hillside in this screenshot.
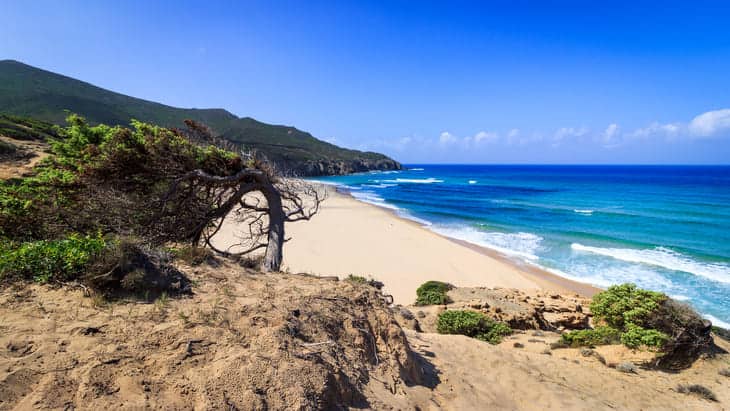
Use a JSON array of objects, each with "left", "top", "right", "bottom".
[{"left": 0, "top": 60, "right": 400, "bottom": 176}]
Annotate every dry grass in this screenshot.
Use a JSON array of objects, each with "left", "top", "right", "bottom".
[{"left": 676, "top": 384, "right": 718, "bottom": 402}]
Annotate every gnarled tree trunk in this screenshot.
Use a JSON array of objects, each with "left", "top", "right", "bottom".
[
  {"left": 260, "top": 183, "right": 285, "bottom": 272},
  {"left": 163, "top": 166, "right": 323, "bottom": 273}
]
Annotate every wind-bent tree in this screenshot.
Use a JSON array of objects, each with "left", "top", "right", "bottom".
[
  {"left": 159, "top": 123, "right": 324, "bottom": 270},
  {"left": 0, "top": 116, "right": 324, "bottom": 272}
]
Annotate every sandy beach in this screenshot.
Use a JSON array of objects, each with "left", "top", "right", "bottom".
[{"left": 253, "top": 186, "right": 599, "bottom": 304}]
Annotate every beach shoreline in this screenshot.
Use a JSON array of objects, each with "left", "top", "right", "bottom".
[
  {"left": 332, "top": 185, "right": 601, "bottom": 297},
  {"left": 212, "top": 183, "right": 600, "bottom": 303},
  {"left": 277, "top": 184, "right": 600, "bottom": 303}
]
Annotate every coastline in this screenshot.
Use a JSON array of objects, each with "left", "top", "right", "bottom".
[
  {"left": 276, "top": 184, "right": 601, "bottom": 303},
  {"left": 338, "top": 185, "right": 601, "bottom": 297}
]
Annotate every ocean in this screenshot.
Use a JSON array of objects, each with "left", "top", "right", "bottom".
[{"left": 313, "top": 165, "right": 730, "bottom": 327}]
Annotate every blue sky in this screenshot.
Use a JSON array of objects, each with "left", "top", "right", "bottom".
[{"left": 2, "top": 0, "right": 730, "bottom": 164}]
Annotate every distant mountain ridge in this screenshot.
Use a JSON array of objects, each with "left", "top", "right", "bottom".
[{"left": 0, "top": 60, "right": 401, "bottom": 176}]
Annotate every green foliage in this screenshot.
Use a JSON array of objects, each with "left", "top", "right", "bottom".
[
  {"left": 0, "top": 114, "right": 59, "bottom": 141},
  {"left": 561, "top": 326, "right": 622, "bottom": 347},
  {"left": 437, "top": 310, "right": 485, "bottom": 335},
  {"left": 436, "top": 309, "right": 512, "bottom": 344},
  {"left": 591, "top": 283, "right": 669, "bottom": 349},
  {"left": 0, "top": 233, "right": 108, "bottom": 283},
  {"left": 415, "top": 280, "right": 454, "bottom": 305},
  {"left": 345, "top": 274, "right": 368, "bottom": 284},
  {"left": 560, "top": 284, "right": 671, "bottom": 350},
  {"left": 0, "top": 114, "right": 244, "bottom": 241},
  {"left": 0, "top": 139, "right": 16, "bottom": 154},
  {"left": 476, "top": 322, "right": 512, "bottom": 344},
  {"left": 590, "top": 283, "right": 666, "bottom": 329},
  {"left": 620, "top": 324, "right": 669, "bottom": 349}
]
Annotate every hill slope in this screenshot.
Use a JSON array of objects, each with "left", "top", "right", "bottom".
[{"left": 0, "top": 60, "right": 400, "bottom": 176}]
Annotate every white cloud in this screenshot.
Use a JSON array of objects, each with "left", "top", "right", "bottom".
[
  {"left": 599, "top": 123, "right": 621, "bottom": 147},
  {"left": 551, "top": 127, "right": 588, "bottom": 147},
  {"left": 688, "top": 109, "right": 730, "bottom": 138},
  {"left": 553, "top": 127, "right": 589, "bottom": 141},
  {"left": 439, "top": 131, "right": 457, "bottom": 145},
  {"left": 474, "top": 131, "right": 499, "bottom": 143},
  {"left": 629, "top": 121, "right": 682, "bottom": 139}
]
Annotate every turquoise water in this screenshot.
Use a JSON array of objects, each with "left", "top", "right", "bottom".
[{"left": 314, "top": 165, "right": 730, "bottom": 327}]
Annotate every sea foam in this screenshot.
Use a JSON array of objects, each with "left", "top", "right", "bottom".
[
  {"left": 571, "top": 243, "right": 730, "bottom": 284},
  {"left": 431, "top": 225, "right": 543, "bottom": 261},
  {"left": 389, "top": 177, "right": 443, "bottom": 184},
  {"left": 350, "top": 190, "right": 400, "bottom": 211}
]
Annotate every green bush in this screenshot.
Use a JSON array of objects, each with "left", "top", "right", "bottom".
[
  {"left": 437, "top": 309, "right": 512, "bottom": 344},
  {"left": 437, "top": 310, "right": 485, "bottom": 335},
  {"left": 0, "top": 233, "right": 108, "bottom": 283},
  {"left": 591, "top": 283, "right": 666, "bottom": 329},
  {"left": 415, "top": 280, "right": 453, "bottom": 305},
  {"left": 620, "top": 324, "right": 669, "bottom": 349},
  {"left": 345, "top": 274, "right": 368, "bottom": 284},
  {"left": 0, "top": 140, "right": 16, "bottom": 155},
  {"left": 561, "top": 326, "right": 622, "bottom": 347},
  {"left": 574, "top": 283, "right": 670, "bottom": 350},
  {"left": 477, "top": 322, "right": 513, "bottom": 344}
]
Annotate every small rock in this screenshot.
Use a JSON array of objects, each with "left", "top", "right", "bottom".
[
  {"left": 513, "top": 342, "right": 525, "bottom": 348},
  {"left": 616, "top": 362, "right": 637, "bottom": 374}
]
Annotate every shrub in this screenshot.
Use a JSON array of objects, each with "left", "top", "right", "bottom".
[
  {"left": 415, "top": 280, "right": 453, "bottom": 306},
  {"left": 0, "top": 140, "right": 16, "bottom": 155},
  {"left": 560, "top": 283, "right": 713, "bottom": 369},
  {"left": 588, "top": 283, "right": 669, "bottom": 350},
  {"left": 437, "top": 310, "right": 485, "bottom": 335},
  {"left": 436, "top": 309, "right": 512, "bottom": 344},
  {"left": 620, "top": 323, "right": 669, "bottom": 349},
  {"left": 84, "top": 239, "right": 191, "bottom": 299},
  {"left": 169, "top": 245, "right": 214, "bottom": 266},
  {"left": 591, "top": 283, "right": 666, "bottom": 329},
  {"left": 477, "top": 322, "right": 512, "bottom": 344},
  {"left": 345, "top": 275, "right": 368, "bottom": 284},
  {"left": 0, "top": 233, "right": 108, "bottom": 283},
  {"left": 561, "top": 326, "right": 622, "bottom": 347},
  {"left": 676, "top": 384, "right": 717, "bottom": 402},
  {"left": 345, "top": 274, "right": 384, "bottom": 290}
]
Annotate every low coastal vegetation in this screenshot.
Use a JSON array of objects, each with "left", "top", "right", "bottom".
[
  {"left": 436, "top": 309, "right": 512, "bottom": 344},
  {"left": 676, "top": 384, "right": 718, "bottom": 402},
  {"left": 0, "top": 114, "right": 322, "bottom": 295},
  {"left": 0, "top": 233, "right": 108, "bottom": 283},
  {"left": 559, "top": 283, "right": 713, "bottom": 369},
  {"left": 0, "top": 113, "right": 59, "bottom": 142},
  {"left": 561, "top": 284, "right": 669, "bottom": 349},
  {"left": 0, "top": 139, "right": 16, "bottom": 155},
  {"left": 415, "top": 280, "right": 454, "bottom": 305}
]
